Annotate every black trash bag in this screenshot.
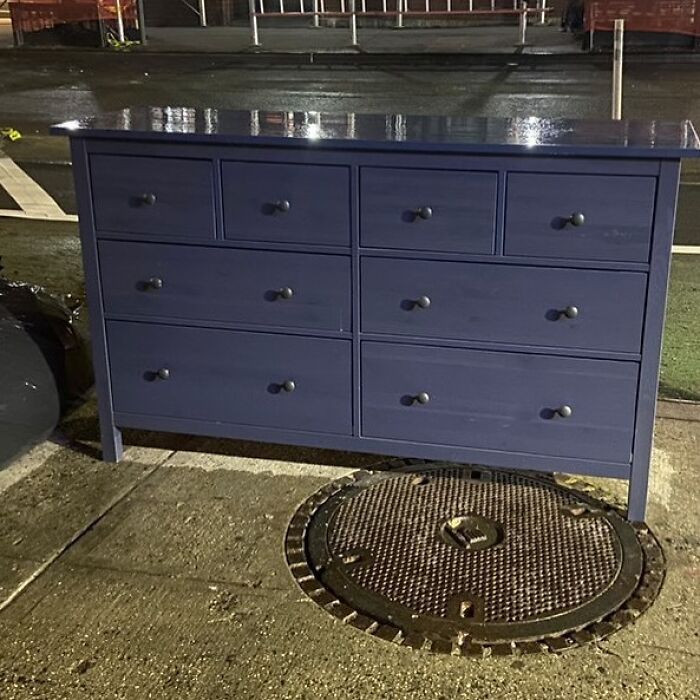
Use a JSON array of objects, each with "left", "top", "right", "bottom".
[{"left": 0, "top": 259, "right": 93, "bottom": 466}]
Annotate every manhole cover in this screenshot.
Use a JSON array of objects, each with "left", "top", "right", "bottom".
[{"left": 286, "top": 461, "right": 665, "bottom": 656}]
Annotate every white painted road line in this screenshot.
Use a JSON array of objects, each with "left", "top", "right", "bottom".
[
  {"left": 673, "top": 245, "right": 700, "bottom": 254},
  {"left": 0, "top": 153, "right": 77, "bottom": 222},
  {"left": 0, "top": 208, "right": 78, "bottom": 222}
]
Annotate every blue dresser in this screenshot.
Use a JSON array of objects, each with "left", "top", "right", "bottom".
[{"left": 53, "top": 109, "right": 700, "bottom": 522}]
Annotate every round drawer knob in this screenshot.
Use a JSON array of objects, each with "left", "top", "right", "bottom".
[
  {"left": 147, "top": 277, "right": 164, "bottom": 290},
  {"left": 156, "top": 368, "right": 170, "bottom": 380},
  {"left": 274, "top": 199, "right": 291, "bottom": 213},
  {"left": 141, "top": 193, "right": 157, "bottom": 206},
  {"left": 560, "top": 305, "right": 579, "bottom": 320},
  {"left": 414, "top": 392, "right": 430, "bottom": 405},
  {"left": 415, "top": 206, "right": 433, "bottom": 221},
  {"left": 277, "top": 287, "right": 294, "bottom": 300},
  {"left": 281, "top": 380, "right": 296, "bottom": 393},
  {"left": 569, "top": 212, "right": 585, "bottom": 227},
  {"left": 414, "top": 296, "right": 431, "bottom": 310},
  {"left": 555, "top": 405, "right": 573, "bottom": 418}
]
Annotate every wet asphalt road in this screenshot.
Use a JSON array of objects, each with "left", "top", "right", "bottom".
[
  {"left": 2, "top": 52, "right": 700, "bottom": 241},
  {"left": 3, "top": 52, "right": 700, "bottom": 126}
]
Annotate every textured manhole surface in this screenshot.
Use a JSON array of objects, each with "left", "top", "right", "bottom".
[{"left": 286, "top": 461, "right": 665, "bottom": 656}]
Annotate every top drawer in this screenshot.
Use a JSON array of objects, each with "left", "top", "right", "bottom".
[
  {"left": 505, "top": 173, "right": 656, "bottom": 263},
  {"left": 222, "top": 161, "right": 350, "bottom": 246},
  {"left": 90, "top": 155, "right": 215, "bottom": 239},
  {"left": 361, "top": 167, "right": 497, "bottom": 254}
]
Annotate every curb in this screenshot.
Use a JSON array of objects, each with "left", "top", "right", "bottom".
[
  {"left": 3, "top": 46, "right": 700, "bottom": 68},
  {"left": 657, "top": 398, "right": 700, "bottom": 422}
]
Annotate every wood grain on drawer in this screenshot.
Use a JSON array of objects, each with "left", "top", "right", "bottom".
[
  {"left": 222, "top": 161, "right": 350, "bottom": 246},
  {"left": 360, "top": 167, "right": 497, "bottom": 254},
  {"left": 99, "top": 241, "right": 351, "bottom": 331},
  {"left": 108, "top": 322, "right": 352, "bottom": 434},
  {"left": 361, "top": 342, "right": 638, "bottom": 463},
  {"left": 361, "top": 258, "right": 646, "bottom": 353},
  {"left": 505, "top": 173, "right": 656, "bottom": 262},
  {"left": 90, "top": 155, "right": 215, "bottom": 238}
]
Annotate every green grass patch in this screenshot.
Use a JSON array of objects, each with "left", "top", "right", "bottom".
[{"left": 660, "top": 255, "right": 700, "bottom": 401}]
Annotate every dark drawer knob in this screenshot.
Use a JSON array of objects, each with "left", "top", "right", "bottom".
[
  {"left": 276, "top": 287, "right": 294, "bottom": 300},
  {"left": 156, "top": 368, "right": 170, "bottom": 380},
  {"left": 413, "top": 392, "right": 430, "bottom": 405},
  {"left": 555, "top": 405, "right": 573, "bottom": 418},
  {"left": 568, "top": 212, "right": 585, "bottom": 227},
  {"left": 147, "top": 277, "right": 164, "bottom": 290},
  {"left": 280, "top": 380, "right": 296, "bottom": 393},
  {"left": 274, "top": 199, "right": 291, "bottom": 213},
  {"left": 140, "top": 193, "right": 157, "bottom": 206},
  {"left": 414, "top": 206, "right": 433, "bottom": 221},
  {"left": 414, "top": 295, "right": 431, "bottom": 310},
  {"left": 559, "top": 305, "right": 579, "bottom": 320}
]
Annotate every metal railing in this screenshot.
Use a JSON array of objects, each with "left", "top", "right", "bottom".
[
  {"left": 247, "top": 0, "right": 551, "bottom": 48},
  {"left": 177, "top": 0, "right": 208, "bottom": 27}
]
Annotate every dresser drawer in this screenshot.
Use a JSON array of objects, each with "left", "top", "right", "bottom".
[
  {"left": 361, "top": 342, "right": 638, "bottom": 463},
  {"left": 360, "top": 167, "right": 497, "bottom": 254},
  {"left": 505, "top": 173, "right": 656, "bottom": 262},
  {"left": 108, "top": 322, "right": 352, "bottom": 434},
  {"left": 222, "top": 161, "right": 350, "bottom": 246},
  {"left": 99, "top": 241, "right": 351, "bottom": 332},
  {"left": 90, "top": 155, "right": 215, "bottom": 238},
  {"left": 361, "top": 257, "right": 646, "bottom": 353}
]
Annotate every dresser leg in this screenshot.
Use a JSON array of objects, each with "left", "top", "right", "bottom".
[
  {"left": 627, "top": 463, "right": 649, "bottom": 524},
  {"left": 101, "top": 424, "right": 124, "bottom": 463}
]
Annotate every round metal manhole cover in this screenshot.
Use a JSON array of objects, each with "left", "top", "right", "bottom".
[{"left": 286, "top": 461, "right": 665, "bottom": 656}]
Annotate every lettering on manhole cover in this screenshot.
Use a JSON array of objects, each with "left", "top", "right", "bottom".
[{"left": 285, "top": 461, "right": 665, "bottom": 656}]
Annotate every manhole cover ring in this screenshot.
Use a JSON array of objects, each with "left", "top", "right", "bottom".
[{"left": 286, "top": 461, "right": 665, "bottom": 656}]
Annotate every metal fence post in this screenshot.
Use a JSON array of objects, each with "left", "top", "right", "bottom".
[
  {"left": 248, "top": 0, "right": 260, "bottom": 46},
  {"left": 588, "top": 2, "right": 597, "bottom": 52},
  {"left": 198, "top": 0, "right": 208, "bottom": 26},
  {"left": 538, "top": 0, "right": 546, "bottom": 24},
  {"left": 396, "top": 0, "right": 403, "bottom": 28},
  {"left": 136, "top": 0, "right": 147, "bottom": 44},
  {"left": 612, "top": 19, "right": 624, "bottom": 120},
  {"left": 115, "top": 0, "right": 126, "bottom": 42},
  {"left": 11, "top": 5, "right": 25, "bottom": 47},
  {"left": 518, "top": 1, "right": 527, "bottom": 45},
  {"left": 313, "top": 0, "right": 319, "bottom": 26},
  {"left": 350, "top": 0, "right": 358, "bottom": 45}
]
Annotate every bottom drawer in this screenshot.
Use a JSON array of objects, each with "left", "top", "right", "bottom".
[
  {"left": 108, "top": 322, "right": 352, "bottom": 435},
  {"left": 361, "top": 342, "right": 638, "bottom": 463}
]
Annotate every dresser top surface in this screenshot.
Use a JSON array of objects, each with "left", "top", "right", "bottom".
[{"left": 52, "top": 107, "right": 700, "bottom": 159}]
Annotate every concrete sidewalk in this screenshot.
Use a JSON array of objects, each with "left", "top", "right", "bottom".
[
  {"left": 1, "top": 22, "right": 584, "bottom": 59},
  {"left": 141, "top": 23, "right": 579, "bottom": 56},
  {"left": 0, "top": 397, "right": 698, "bottom": 699},
  {"left": 5, "top": 22, "right": 699, "bottom": 65}
]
